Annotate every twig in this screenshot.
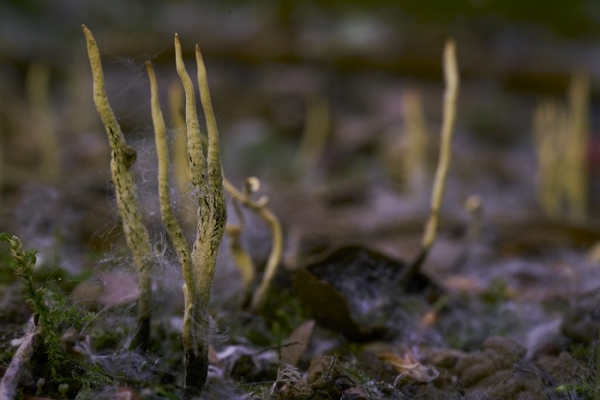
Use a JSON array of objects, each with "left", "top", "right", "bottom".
[{"left": 0, "top": 316, "right": 43, "bottom": 400}]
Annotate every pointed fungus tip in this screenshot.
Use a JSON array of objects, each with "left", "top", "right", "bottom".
[{"left": 82, "top": 25, "right": 94, "bottom": 42}]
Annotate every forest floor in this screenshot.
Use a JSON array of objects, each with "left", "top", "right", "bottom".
[{"left": 2, "top": 2, "right": 600, "bottom": 399}]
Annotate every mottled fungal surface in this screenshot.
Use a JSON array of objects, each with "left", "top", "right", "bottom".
[
  {"left": 82, "top": 25, "right": 155, "bottom": 351},
  {"left": 173, "top": 35, "right": 227, "bottom": 396}
]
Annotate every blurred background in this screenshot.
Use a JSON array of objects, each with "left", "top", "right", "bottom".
[{"left": 2, "top": 0, "right": 600, "bottom": 270}]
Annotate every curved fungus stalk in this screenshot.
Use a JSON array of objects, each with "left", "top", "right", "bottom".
[
  {"left": 227, "top": 223, "right": 256, "bottom": 295},
  {"left": 223, "top": 177, "right": 283, "bottom": 311},
  {"left": 82, "top": 25, "right": 154, "bottom": 350}
]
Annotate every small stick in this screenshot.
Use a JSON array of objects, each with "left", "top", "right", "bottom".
[{"left": 0, "top": 316, "right": 43, "bottom": 400}]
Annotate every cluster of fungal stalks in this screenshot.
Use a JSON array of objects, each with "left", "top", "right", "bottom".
[
  {"left": 83, "top": 25, "right": 228, "bottom": 395},
  {"left": 83, "top": 24, "right": 285, "bottom": 395},
  {"left": 82, "top": 23, "right": 458, "bottom": 396}
]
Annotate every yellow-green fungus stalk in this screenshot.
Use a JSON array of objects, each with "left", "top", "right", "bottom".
[
  {"left": 532, "top": 71, "right": 589, "bottom": 223},
  {"left": 175, "top": 34, "right": 227, "bottom": 395},
  {"left": 294, "top": 94, "right": 330, "bottom": 177},
  {"left": 148, "top": 61, "right": 211, "bottom": 395},
  {"left": 26, "top": 62, "right": 60, "bottom": 182},
  {"left": 421, "top": 39, "right": 459, "bottom": 254},
  {"left": 168, "top": 81, "right": 192, "bottom": 197},
  {"left": 226, "top": 223, "right": 256, "bottom": 297},
  {"left": 533, "top": 100, "right": 568, "bottom": 218},
  {"left": 226, "top": 191, "right": 256, "bottom": 300},
  {"left": 565, "top": 71, "right": 589, "bottom": 222},
  {"left": 401, "top": 89, "right": 429, "bottom": 200},
  {"left": 147, "top": 61, "right": 192, "bottom": 279},
  {"left": 224, "top": 177, "right": 283, "bottom": 311},
  {"left": 82, "top": 25, "right": 155, "bottom": 350},
  {"left": 403, "top": 39, "right": 459, "bottom": 281}
]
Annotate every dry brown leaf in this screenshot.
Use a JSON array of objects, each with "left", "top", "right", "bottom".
[{"left": 280, "top": 320, "right": 315, "bottom": 366}]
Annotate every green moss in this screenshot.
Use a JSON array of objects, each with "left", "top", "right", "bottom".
[
  {"left": 0, "top": 346, "right": 16, "bottom": 371},
  {"left": 261, "top": 289, "right": 310, "bottom": 344},
  {"left": 480, "top": 277, "right": 511, "bottom": 307},
  {"left": 1, "top": 233, "right": 112, "bottom": 392},
  {"left": 554, "top": 383, "right": 597, "bottom": 398}
]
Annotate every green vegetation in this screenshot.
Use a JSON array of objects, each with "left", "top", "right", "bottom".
[{"left": 0, "top": 233, "right": 108, "bottom": 395}]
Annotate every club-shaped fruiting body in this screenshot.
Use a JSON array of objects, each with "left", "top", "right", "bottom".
[
  {"left": 84, "top": 26, "right": 227, "bottom": 394},
  {"left": 82, "top": 25, "right": 155, "bottom": 351},
  {"left": 171, "top": 34, "right": 228, "bottom": 394}
]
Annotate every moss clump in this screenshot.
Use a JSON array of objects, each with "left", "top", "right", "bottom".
[{"left": 0, "top": 233, "right": 110, "bottom": 395}]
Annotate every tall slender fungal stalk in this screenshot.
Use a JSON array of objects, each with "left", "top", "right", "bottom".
[
  {"left": 174, "top": 34, "right": 227, "bottom": 395},
  {"left": 226, "top": 223, "right": 256, "bottom": 296},
  {"left": 533, "top": 71, "right": 590, "bottom": 222},
  {"left": 147, "top": 61, "right": 192, "bottom": 288},
  {"left": 147, "top": 62, "right": 197, "bottom": 384},
  {"left": 226, "top": 195, "right": 256, "bottom": 299},
  {"left": 168, "top": 82, "right": 192, "bottom": 197},
  {"left": 401, "top": 89, "right": 429, "bottom": 200},
  {"left": 82, "top": 25, "right": 155, "bottom": 350},
  {"left": 533, "top": 100, "right": 568, "bottom": 218},
  {"left": 403, "top": 39, "right": 459, "bottom": 282},
  {"left": 294, "top": 95, "right": 330, "bottom": 176},
  {"left": 26, "top": 63, "right": 60, "bottom": 182},
  {"left": 565, "top": 71, "right": 589, "bottom": 222}
]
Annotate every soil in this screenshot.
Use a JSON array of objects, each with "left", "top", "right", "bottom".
[{"left": 2, "top": 2, "right": 600, "bottom": 399}]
